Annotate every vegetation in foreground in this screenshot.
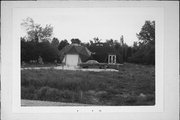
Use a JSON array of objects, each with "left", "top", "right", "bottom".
[{"left": 21, "top": 63, "right": 155, "bottom": 106}]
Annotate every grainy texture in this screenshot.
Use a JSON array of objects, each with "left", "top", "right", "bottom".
[{"left": 21, "top": 63, "right": 155, "bottom": 106}]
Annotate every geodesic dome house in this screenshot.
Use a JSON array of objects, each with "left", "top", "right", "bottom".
[{"left": 59, "top": 44, "right": 91, "bottom": 67}]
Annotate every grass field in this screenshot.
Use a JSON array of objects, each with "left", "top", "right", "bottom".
[
  {"left": 21, "top": 63, "right": 59, "bottom": 68},
  {"left": 21, "top": 63, "right": 155, "bottom": 106}
]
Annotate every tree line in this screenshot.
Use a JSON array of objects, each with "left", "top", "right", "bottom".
[{"left": 21, "top": 17, "right": 155, "bottom": 65}]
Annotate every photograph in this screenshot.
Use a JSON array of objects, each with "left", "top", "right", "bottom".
[
  {"left": 1, "top": 1, "right": 179, "bottom": 120},
  {"left": 19, "top": 8, "right": 156, "bottom": 106}
]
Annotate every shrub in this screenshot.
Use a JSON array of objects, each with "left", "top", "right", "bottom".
[
  {"left": 35, "top": 87, "right": 80, "bottom": 102},
  {"left": 21, "top": 86, "right": 36, "bottom": 99},
  {"left": 124, "top": 96, "right": 137, "bottom": 105},
  {"left": 106, "top": 87, "right": 120, "bottom": 94},
  {"left": 136, "top": 94, "right": 155, "bottom": 105},
  {"left": 58, "top": 90, "right": 80, "bottom": 102},
  {"left": 45, "top": 87, "right": 61, "bottom": 101},
  {"left": 36, "top": 86, "right": 51, "bottom": 100}
]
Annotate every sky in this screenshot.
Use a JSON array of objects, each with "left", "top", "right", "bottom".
[{"left": 16, "top": 8, "right": 159, "bottom": 46}]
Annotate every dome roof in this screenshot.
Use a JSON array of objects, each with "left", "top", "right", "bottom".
[{"left": 59, "top": 44, "right": 91, "bottom": 62}]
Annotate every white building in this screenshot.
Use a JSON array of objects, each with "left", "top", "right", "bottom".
[{"left": 59, "top": 44, "right": 91, "bottom": 67}]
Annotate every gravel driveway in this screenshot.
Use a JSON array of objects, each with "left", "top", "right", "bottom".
[{"left": 21, "top": 66, "right": 119, "bottom": 72}]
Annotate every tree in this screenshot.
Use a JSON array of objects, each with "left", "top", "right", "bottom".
[
  {"left": 21, "top": 39, "right": 59, "bottom": 63},
  {"left": 21, "top": 37, "right": 27, "bottom": 62},
  {"left": 106, "top": 39, "right": 114, "bottom": 46},
  {"left": 93, "top": 37, "right": 101, "bottom": 43},
  {"left": 81, "top": 42, "right": 90, "bottom": 48},
  {"left": 128, "top": 21, "right": 155, "bottom": 64},
  {"left": 58, "top": 39, "right": 69, "bottom": 51},
  {"left": 122, "top": 43, "right": 129, "bottom": 62},
  {"left": 38, "top": 41, "right": 59, "bottom": 62},
  {"left": 21, "top": 39, "right": 40, "bottom": 62},
  {"left": 136, "top": 21, "right": 155, "bottom": 45},
  {"left": 120, "top": 35, "right": 124, "bottom": 46},
  {"left": 51, "top": 37, "right": 59, "bottom": 48},
  {"left": 71, "top": 38, "right": 81, "bottom": 44},
  {"left": 20, "top": 18, "right": 60, "bottom": 63},
  {"left": 86, "top": 38, "right": 124, "bottom": 63},
  {"left": 21, "top": 17, "right": 53, "bottom": 42}
]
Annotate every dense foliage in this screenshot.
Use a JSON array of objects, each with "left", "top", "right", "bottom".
[
  {"left": 21, "top": 18, "right": 155, "bottom": 65},
  {"left": 128, "top": 21, "right": 155, "bottom": 64},
  {"left": 21, "top": 17, "right": 53, "bottom": 43},
  {"left": 58, "top": 39, "right": 69, "bottom": 51},
  {"left": 21, "top": 38, "right": 59, "bottom": 63}
]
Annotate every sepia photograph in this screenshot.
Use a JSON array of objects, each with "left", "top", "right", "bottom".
[{"left": 19, "top": 8, "right": 156, "bottom": 106}]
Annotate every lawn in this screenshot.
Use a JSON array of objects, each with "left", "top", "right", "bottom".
[
  {"left": 21, "top": 63, "right": 59, "bottom": 68},
  {"left": 21, "top": 63, "right": 155, "bottom": 106}
]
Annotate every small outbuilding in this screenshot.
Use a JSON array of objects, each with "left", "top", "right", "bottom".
[
  {"left": 59, "top": 44, "right": 91, "bottom": 67},
  {"left": 108, "top": 53, "right": 116, "bottom": 64}
]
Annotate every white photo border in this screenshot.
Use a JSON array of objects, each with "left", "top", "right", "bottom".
[{"left": 1, "top": 1, "right": 179, "bottom": 120}]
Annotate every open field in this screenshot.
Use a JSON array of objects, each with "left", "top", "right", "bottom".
[
  {"left": 21, "top": 63, "right": 59, "bottom": 68},
  {"left": 21, "top": 63, "right": 155, "bottom": 106}
]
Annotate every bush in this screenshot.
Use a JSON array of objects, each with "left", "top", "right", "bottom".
[
  {"left": 36, "top": 86, "right": 62, "bottom": 101},
  {"left": 45, "top": 87, "right": 61, "bottom": 101},
  {"left": 124, "top": 96, "right": 137, "bottom": 104},
  {"left": 21, "top": 86, "right": 36, "bottom": 99},
  {"left": 128, "top": 44, "right": 155, "bottom": 65},
  {"left": 34, "top": 87, "right": 80, "bottom": 102},
  {"left": 36, "top": 86, "right": 50, "bottom": 100},
  {"left": 58, "top": 90, "right": 75, "bottom": 100}
]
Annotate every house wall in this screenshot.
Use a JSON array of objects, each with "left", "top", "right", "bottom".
[{"left": 65, "top": 54, "right": 80, "bottom": 66}]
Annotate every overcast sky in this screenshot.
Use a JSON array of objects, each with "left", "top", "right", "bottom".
[{"left": 16, "top": 8, "right": 159, "bottom": 46}]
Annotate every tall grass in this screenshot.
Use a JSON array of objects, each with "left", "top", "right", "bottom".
[{"left": 21, "top": 63, "right": 155, "bottom": 105}]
